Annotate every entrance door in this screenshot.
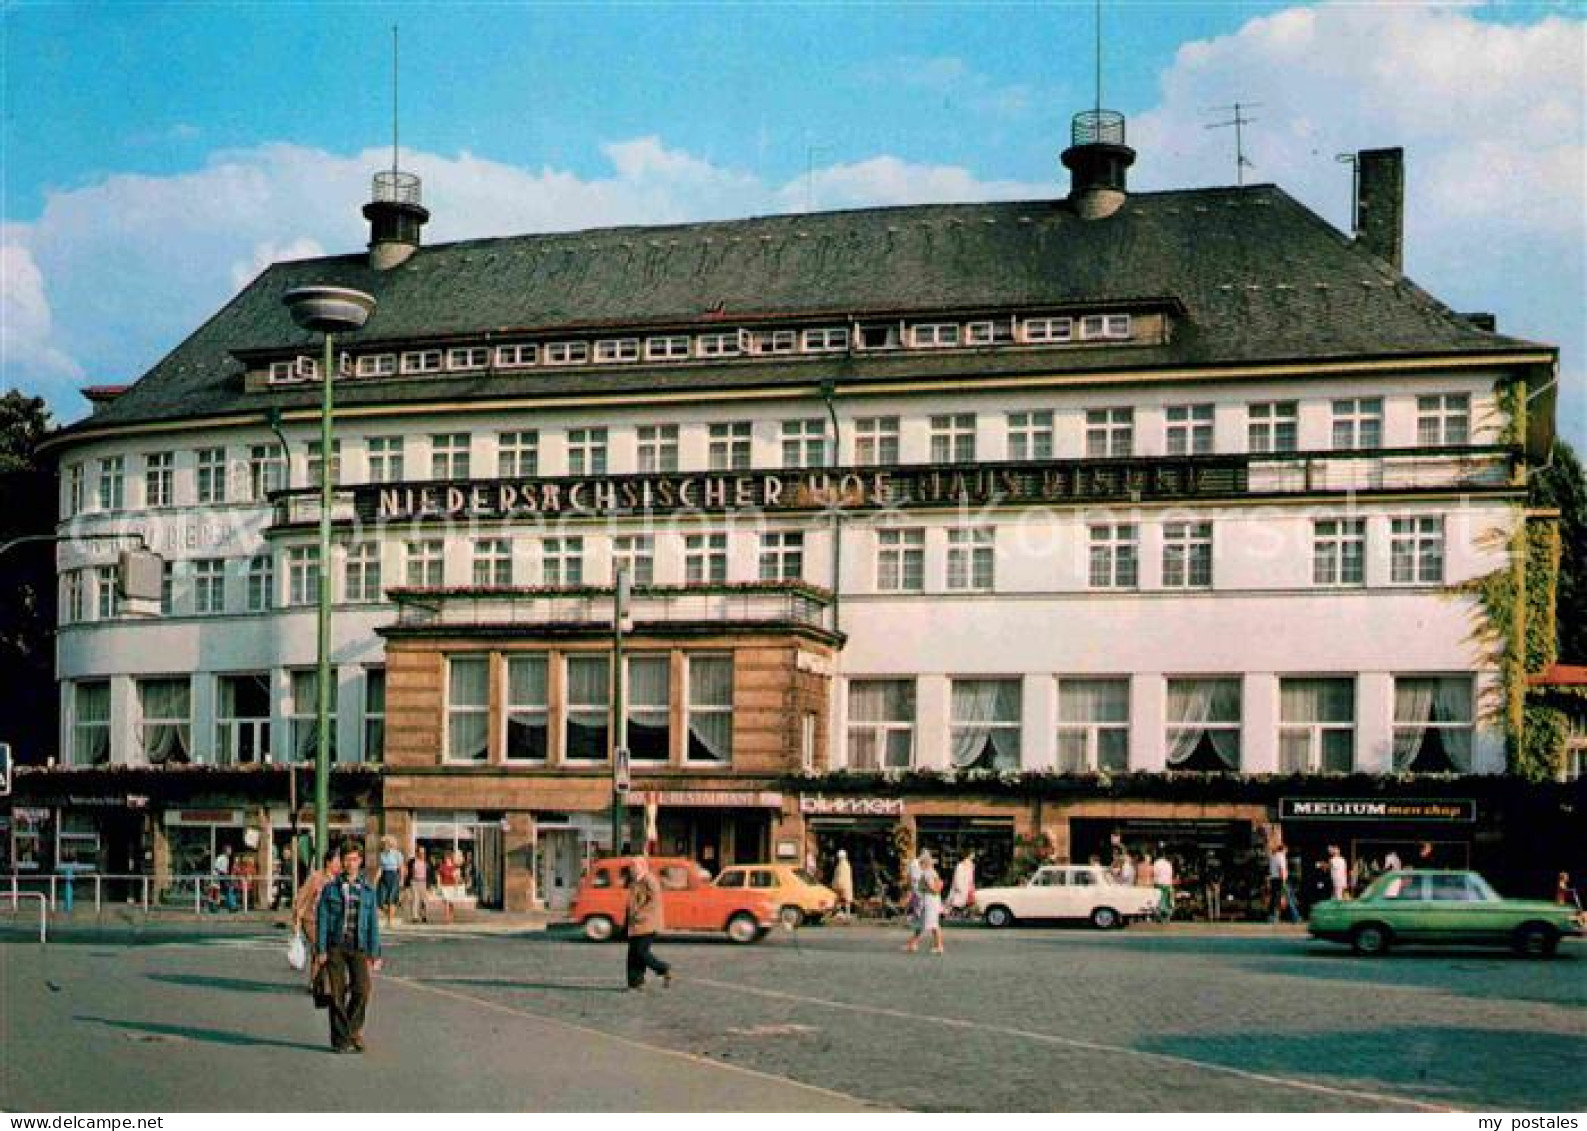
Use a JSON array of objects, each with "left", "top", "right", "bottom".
[
  {"left": 538, "top": 830, "right": 582, "bottom": 913},
  {"left": 475, "top": 824, "right": 504, "bottom": 910}
]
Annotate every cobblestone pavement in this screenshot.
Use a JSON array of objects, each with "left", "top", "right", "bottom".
[{"left": 3, "top": 923, "right": 1582, "bottom": 1111}]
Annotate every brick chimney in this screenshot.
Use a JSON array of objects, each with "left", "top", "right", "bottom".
[{"left": 1355, "top": 148, "right": 1404, "bottom": 271}]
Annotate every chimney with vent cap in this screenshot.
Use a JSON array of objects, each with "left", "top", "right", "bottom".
[
  {"left": 1355, "top": 148, "right": 1404, "bottom": 271},
  {"left": 1062, "top": 109, "right": 1136, "bottom": 220},
  {"left": 363, "top": 170, "right": 429, "bottom": 270}
]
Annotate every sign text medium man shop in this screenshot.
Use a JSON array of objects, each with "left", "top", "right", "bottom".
[{"left": 1278, "top": 798, "right": 1477, "bottom": 822}]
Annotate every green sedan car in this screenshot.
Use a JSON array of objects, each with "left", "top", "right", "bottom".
[{"left": 1309, "top": 870, "right": 1583, "bottom": 957}]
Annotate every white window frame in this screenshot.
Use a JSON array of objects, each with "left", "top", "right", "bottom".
[
  {"left": 1089, "top": 524, "right": 1139, "bottom": 589},
  {"left": 1161, "top": 522, "right": 1213, "bottom": 589},
  {"left": 544, "top": 341, "right": 590, "bottom": 366},
  {"left": 430, "top": 433, "right": 471, "bottom": 480},
  {"left": 193, "top": 558, "right": 225, "bottom": 615},
  {"left": 637, "top": 425, "right": 680, "bottom": 473},
  {"left": 612, "top": 535, "right": 655, "bottom": 585},
  {"left": 214, "top": 672, "right": 272, "bottom": 766},
  {"left": 752, "top": 329, "right": 798, "bottom": 355},
  {"left": 696, "top": 331, "right": 746, "bottom": 358},
  {"left": 846, "top": 679, "right": 916, "bottom": 771},
  {"left": 542, "top": 536, "right": 584, "bottom": 586},
  {"left": 1332, "top": 398, "right": 1384, "bottom": 451},
  {"left": 344, "top": 542, "right": 382, "bottom": 603},
  {"left": 876, "top": 528, "right": 925, "bottom": 593},
  {"left": 498, "top": 430, "right": 539, "bottom": 477},
  {"left": 1007, "top": 411, "right": 1054, "bottom": 461},
  {"left": 355, "top": 353, "right": 396, "bottom": 378},
  {"left": 758, "top": 531, "right": 804, "bottom": 581},
  {"left": 446, "top": 346, "right": 490, "bottom": 371},
  {"left": 911, "top": 323, "right": 961, "bottom": 348},
  {"left": 195, "top": 446, "right": 227, "bottom": 503},
  {"left": 929, "top": 414, "right": 977, "bottom": 463},
  {"left": 405, "top": 539, "right": 446, "bottom": 588},
  {"left": 567, "top": 427, "right": 608, "bottom": 475},
  {"left": 949, "top": 678, "right": 1022, "bottom": 770},
  {"left": 1165, "top": 404, "right": 1215, "bottom": 456},
  {"left": 247, "top": 444, "right": 285, "bottom": 500},
  {"left": 564, "top": 653, "right": 611, "bottom": 763},
  {"left": 304, "top": 439, "right": 341, "bottom": 487},
  {"left": 645, "top": 335, "right": 691, "bottom": 361},
  {"left": 854, "top": 417, "right": 901, "bottom": 465},
  {"left": 1390, "top": 517, "right": 1444, "bottom": 584},
  {"left": 246, "top": 555, "right": 273, "bottom": 612},
  {"left": 363, "top": 667, "right": 386, "bottom": 762},
  {"left": 286, "top": 546, "right": 321, "bottom": 607},
  {"left": 685, "top": 533, "right": 728, "bottom": 583},
  {"left": 1022, "top": 316, "right": 1073, "bottom": 344},
  {"left": 781, "top": 419, "right": 827, "bottom": 469},
  {"left": 966, "top": 320, "right": 1014, "bottom": 345},
  {"left": 1055, "top": 677, "right": 1131, "bottom": 772},
  {"left": 1278, "top": 677, "right": 1356, "bottom": 773},
  {"left": 1085, "top": 408, "right": 1134, "bottom": 458},
  {"left": 801, "top": 326, "right": 849, "bottom": 353},
  {"left": 96, "top": 564, "right": 119, "bottom": 619},
  {"left": 144, "top": 452, "right": 174, "bottom": 508},
  {"left": 708, "top": 422, "right": 752, "bottom": 470},
  {"left": 66, "top": 464, "right": 84, "bottom": 517},
  {"left": 1417, "top": 393, "right": 1471, "bottom": 447},
  {"left": 401, "top": 349, "right": 444, "bottom": 375},
  {"left": 946, "top": 526, "right": 995, "bottom": 591},
  {"left": 1248, "top": 401, "right": 1300, "bottom": 454},
  {"left": 366, "top": 436, "right": 405, "bottom": 483},
  {"left": 1313, "top": 519, "right": 1367, "bottom": 586},
  {"left": 685, "top": 654, "right": 734, "bottom": 765},
  {"left": 471, "top": 538, "right": 512, "bottom": 587},
  {"left": 71, "top": 680, "right": 111, "bottom": 766},
  {"left": 444, "top": 656, "right": 490, "bottom": 763},
  {"left": 494, "top": 343, "right": 539, "bottom": 369},
  {"left": 98, "top": 456, "right": 125, "bottom": 511},
  {"left": 594, "top": 338, "right": 640, "bottom": 364},
  {"left": 626, "top": 654, "right": 672, "bottom": 763},
  {"left": 504, "top": 656, "right": 549, "bottom": 762}
]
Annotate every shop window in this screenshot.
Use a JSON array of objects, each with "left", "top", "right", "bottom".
[
  {"left": 215, "top": 673, "right": 271, "bottom": 765},
  {"left": 506, "top": 656, "right": 548, "bottom": 761},
  {"left": 289, "top": 669, "right": 337, "bottom": 763},
  {"left": 627, "top": 655, "right": 671, "bottom": 762},
  {"left": 566, "top": 654, "right": 611, "bottom": 761},
  {"left": 58, "top": 812, "right": 101, "bottom": 871},
  {"left": 1278, "top": 678, "right": 1355, "bottom": 773},
  {"left": 446, "top": 657, "right": 490, "bottom": 763},
  {"left": 72, "top": 681, "right": 111, "bottom": 766},
  {"left": 686, "top": 656, "right": 733, "bottom": 763},
  {"left": 1165, "top": 678, "right": 1241, "bottom": 771},
  {"left": 1055, "top": 678, "right": 1129, "bottom": 772},
  {"left": 847, "top": 679, "right": 915, "bottom": 771},
  {"left": 949, "top": 679, "right": 1021, "bottom": 770},
  {"left": 1392, "top": 676, "right": 1473, "bottom": 773},
  {"left": 138, "top": 677, "right": 192, "bottom": 764}
]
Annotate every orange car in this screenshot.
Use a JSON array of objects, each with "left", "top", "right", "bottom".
[{"left": 569, "top": 856, "right": 779, "bottom": 945}]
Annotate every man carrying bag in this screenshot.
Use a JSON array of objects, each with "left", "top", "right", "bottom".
[{"left": 315, "top": 841, "right": 383, "bottom": 1052}]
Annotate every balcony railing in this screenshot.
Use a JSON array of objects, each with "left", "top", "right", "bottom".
[
  {"left": 1247, "top": 449, "right": 1513, "bottom": 494},
  {"left": 389, "top": 581, "right": 834, "bottom": 633}
]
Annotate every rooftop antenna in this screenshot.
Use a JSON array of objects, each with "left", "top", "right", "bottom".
[
  {"left": 1205, "top": 101, "right": 1262, "bottom": 186},
  {"left": 391, "top": 24, "right": 400, "bottom": 176},
  {"left": 364, "top": 21, "right": 427, "bottom": 269},
  {"left": 1094, "top": 0, "right": 1103, "bottom": 115}
]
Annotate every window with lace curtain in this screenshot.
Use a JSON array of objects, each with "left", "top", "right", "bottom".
[
  {"left": 138, "top": 677, "right": 192, "bottom": 764},
  {"left": 847, "top": 680, "right": 916, "bottom": 771},
  {"left": 288, "top": 669, "right": 337, "bottom": 763},
  {"left": 627, "top": 655, "right": 671, "bottom": 762},
  {"left": 72, "top": 681, "right": 111, "bottom": 766},
  {"left": 215, "top": 673, "right": 271, "bottom": 765},
  {"left": 505, "top": 656, "right": 548, "bottom": 762},
  {"left": 566, "top": 654, "right": 611, "bottom": 762},
  {"left": 949, "top": 679, "right": 1021, "bottom": 770},
  {"left": 1165, "top": 678, "right": 1241, "bottom": 771},
  {"left": 1278, "top": 678, "right": 1355, "bottom": 772},
  {"left": 1392, "top": 676, "right": 1473, "bottom": 773},
  {"left": 686, "top": 656, "right": 733, "bottom": 763},
  {"left": 1055, "top": 678, "right": 1129, "bottom": 772},
  {"left": 445, "top": 657, "right": 490, "bottom": 763}
]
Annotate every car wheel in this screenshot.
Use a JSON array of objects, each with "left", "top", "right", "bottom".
[
  {"left": 1511, "top": 922, "right": 1559, "bottom": 959},
  {"left": 984, "top": 904, "right": 1015, "bottom": 929},
  {"left": 1350, "top": 922, "right": 1391, "bottom": 956},
  {"left": 726, "top": 913, "right": 762, "bottom": 944},
  {"left": 779, "top": 905, "right": 805, "bottom": 931},
  {"left": 1090, "top": 906, "right": 1121, "bottom": 931},
  {"left": 582, "top": 915, "right": 616, "bottom": 943}
]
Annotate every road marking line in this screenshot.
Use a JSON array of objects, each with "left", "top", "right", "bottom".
[
  {"left": 684, "top": 976, "right": 1459, "bottom": 1113},
  {"left": 383, "top": 973, "right": 889, "bottom": 1111}
]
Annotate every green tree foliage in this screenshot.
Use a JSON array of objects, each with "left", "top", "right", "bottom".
[
  {"left": 1530, "top": 438, "right": 1586, "bottom": 663},
  {"left": 0, "top": 391, "right": 59, "bottom": 764}
]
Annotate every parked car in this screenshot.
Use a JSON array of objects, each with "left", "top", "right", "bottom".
[
  {"left": 569, "top": 856, "right": 779, "bottom": 944},
  {"left": 975, "top": 864, "right": 1163, "bottom": 929},
  {"left": 1309, "top": 870, "right": 1584, "bottom": 957},
  {"left": 713, "top": 864, "right": 838, "bottom": 928}
]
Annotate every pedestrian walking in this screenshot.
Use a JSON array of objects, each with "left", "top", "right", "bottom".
[
  {"left": 832, "top": 849, "right": 854, "bottom": 921},
  {"left": 1556, "top": 872, "right": 1581, "bottom": 910},
  {"left": 1119, "top": 851, "right": 1137, "bottom": 887},
  {"left": 947, "top": 851, "right": 976, "bottom": 921},
  {"left": 903, "top": 850, "right": 945, "bottom": 954},
  {"left": 437, "top": 850, "right": 463, "bottom": 924},
  {"left": 212, "top": 845, "right": 238, "bottom": 913},
  {"left": 1203, "top": 854, "right": 1224, "bottom": 922},
  {"left": 1151, "top": 850, "right": 1175, "bottom": 922},
  {"left": 1267, "top": 842, "right": 1301, "bottom": 923},
  {"left": 376, "top": 837, "right": 403, "bottom": 927},
  {"left": 293, "top": 850, "right": 344, "bottom": 989},
  {"left": 315, "top": 841, "right": 383, "bottom": 1053},
  {"left": 1327, "top": 845, "right": 1350, "bottom": 902},
  {"left": 407, "top": 845, "right": 430, "bottom": 923},
  {"left": 624, "top": 856, "right": 672, "bottom": 990}
]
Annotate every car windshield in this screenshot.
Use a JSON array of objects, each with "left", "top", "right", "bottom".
[
  {"left": 793, "top": 869, "right": 821, "bottom": 885},
  {"left": 1467, "top": 874, "right": 1500, "bottom": 901}
]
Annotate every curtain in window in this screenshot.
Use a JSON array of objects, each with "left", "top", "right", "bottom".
[
  {"left": 504, "top": 657, "right": 547, "bottom": 759},
  {"left": 566, "top": 656, "right": 611, "bottom": 760},
  {"left": 1166, "top": 679, "right": 1240, "bottom": 768},
  {"left": 627, "top": 657, "right": 671, "bottom": 760},
  {"left": 850, "top": 680, "right": 914, "bottom": 723},
  {"left": 950, "top": 680, "right": 1020, "bottom": 769},
  {"left": 1059, "top": 679, "right": 1128, "bottom": 723},
  {"left": 687, "top": 658, "right": 733, "bottom": 762},
  {"left": 1393, "top": 677, "right": 1472, "bottom": 772},
  {"left": 448, "top": 658, "right": 490, "bottom": 761},
  {"left": 74, "top": 682, "right": 110, "bottom": 765},
  {"left": 1281, "top": 679, "right": 1353, "bottom": 723},
  {"left": 139, "top": 678, "right": 191, "bottom": 764}
]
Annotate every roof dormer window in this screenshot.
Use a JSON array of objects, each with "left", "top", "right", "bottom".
[
  {"left": 802, "top": 327, "right": 849, "bottom": 353},
  {"left": 495, "top": 344, "right": 538, "bottom": 369},
  {"left": 595, "top": 338, "right": 640, "bottom": 364},
  {"left": 269, "top": 360, "right": 299, "bottom": 384},
  {"left": 697, "top": 331, "right": 748, "bottom": 358},
  {"left": 752, "top": 329, "right": 798, "bottom": 355},
  {"left": 447, "top": 346, "right": 490, "bottom": 371},
  {"left": 355, "top": 354, "right": 396, "bottom": 378},
  {"left": 1022, "top": 317, "right": 1073, "bottom": 344},
  {"left": 544, "top": 341, "right": 590, "bottom": 365},
  {"left": 401, "top": 349, "right": 443, "bottom": 375},
  {"left": 858, "top": 323, "right": 903, "bottom": 350},
  {"left": 966, "top": 320, "right": 1014, "bottom": 345},
  {"left": 1080, "top": 314, "right": 1132, "bottom": 341},
  {"left": 912, "top": 323, "right": 961, "bottom": 348},
  {"left": 645, "top": 335, "right": 691, "bottom": 361}
]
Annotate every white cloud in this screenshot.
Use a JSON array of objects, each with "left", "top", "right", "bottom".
[
  {"left": 0, "top": 232, "right": 83, "bottom": 388},
  {"left": 231, "top": 237, "right": 326, "bottom": 290}
]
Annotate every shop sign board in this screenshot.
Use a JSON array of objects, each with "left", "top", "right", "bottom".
[
  {"left": 1279, "top": 798, "right": 1476, "bottom": 823},
  {"left": 644, "top": 790, "right": 782, "bottom": 809},
  {"left": 800, "top": 796, "right": 905, "bottom": 817}
]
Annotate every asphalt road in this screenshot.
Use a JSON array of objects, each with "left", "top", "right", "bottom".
[{"left": 2, "top": 921, "right": 1582, "bottom": 1112}]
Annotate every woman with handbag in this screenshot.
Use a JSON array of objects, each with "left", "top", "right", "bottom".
[
  {"left": 292, "top": 850, "right": 343, "bottom": 990},
  {"left": 903, "top": 851, "right": 946, "bottom": 955}
]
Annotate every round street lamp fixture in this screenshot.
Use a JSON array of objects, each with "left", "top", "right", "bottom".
[{"left": 281, "top": 285, "right": 376, "bottom": 871}]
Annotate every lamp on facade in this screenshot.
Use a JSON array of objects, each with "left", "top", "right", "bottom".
[{"left": 281, "top": 285, "right": 376, "bottom": 869}]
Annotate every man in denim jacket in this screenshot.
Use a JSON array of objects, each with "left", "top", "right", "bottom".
[{"left": 315, "top": 841, "right": 383, "bottom": 1053}]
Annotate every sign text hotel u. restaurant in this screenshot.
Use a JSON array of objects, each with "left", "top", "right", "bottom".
[{"left": 357, "top": 456, "right": 1248, "bottom": 523}]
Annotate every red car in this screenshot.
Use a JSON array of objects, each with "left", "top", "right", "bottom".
[{"left": 569, "top": 856, "right": 779, "bottom": 944}]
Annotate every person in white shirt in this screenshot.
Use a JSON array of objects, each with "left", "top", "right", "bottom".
[
  {"left": 1327, "top": 845, "right": 1350, "bottom": 901},
  {"left": 1383, "top": 849, "right": 1403, "bottom": 873},
  {"left": 1151, "top": 852, "right": 1175, "bottom": 921}
]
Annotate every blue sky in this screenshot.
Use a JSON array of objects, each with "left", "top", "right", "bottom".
[{"left": 3, "top": 2, "right": 1582, "bottom": 448}]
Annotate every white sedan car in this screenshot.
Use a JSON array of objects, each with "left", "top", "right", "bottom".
[{"left": 975, "top": 865, "right": 1163, "bottom": 930}]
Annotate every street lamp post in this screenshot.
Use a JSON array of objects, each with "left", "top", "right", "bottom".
[
  {"left": 611, "top": 566, "right": 631, "bottom": 852},
  {"left": 281, "top": 286, "right": 376, "bottom": 869}
]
